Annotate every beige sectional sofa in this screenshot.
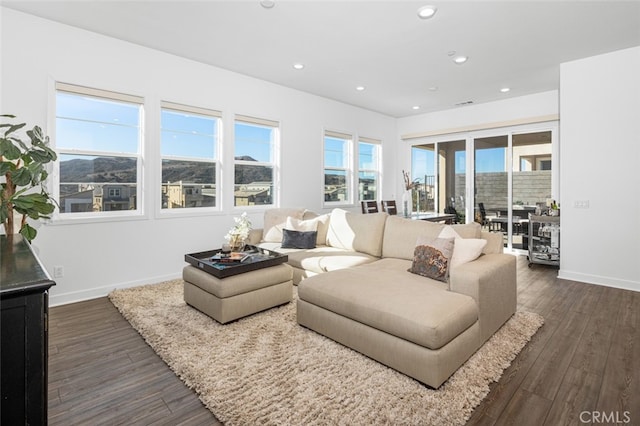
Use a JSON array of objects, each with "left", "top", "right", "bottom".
[{"left": 249, "top": 207, "right": 516, "bottom": 388}]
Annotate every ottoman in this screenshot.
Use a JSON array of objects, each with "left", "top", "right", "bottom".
[{"left": 183, "top": 263, "right": 293, "bottom": 324}]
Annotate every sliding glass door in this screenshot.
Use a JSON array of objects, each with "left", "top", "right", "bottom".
[
  {"left": 409, "top": 122, "right": 557, "bottom": 253},
  {"left": 512, "top": 131, "right": 552, "bottom": 250},
  {"left": 411, "top": 139, "right": 466, "bottom": 220},
  {"left": 474, "top": 131, "right": 552, "bottom": 251}
]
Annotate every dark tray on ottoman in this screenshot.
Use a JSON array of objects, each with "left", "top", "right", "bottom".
[{"left": 184, "top": 245, "right": 288, "bottom": 279}]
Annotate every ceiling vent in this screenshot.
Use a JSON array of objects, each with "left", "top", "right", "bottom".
[{"left": 455, "top": 100, "right": 474, "bottom": 107}]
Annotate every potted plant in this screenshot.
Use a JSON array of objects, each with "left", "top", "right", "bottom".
[{"left": 0, "top": 114, "right": 58, "bottom": 241}]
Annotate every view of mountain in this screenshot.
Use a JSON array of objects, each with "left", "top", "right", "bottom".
[
  {"left": 59, "top": 156, "right": 271, "bottom": 185},
  {"left": 60, "top": 157, "right": 137, "bottom": 183}
]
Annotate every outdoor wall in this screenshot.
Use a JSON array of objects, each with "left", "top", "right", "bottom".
[
  {"left": 458, "top": 171, "right": 551, "bottom": 211},
  {"left": 559, "top": 46, "right": 640, "bottom": 291},
  {"left": 0, "top": 8, "right": 397, "bottom": 305}
]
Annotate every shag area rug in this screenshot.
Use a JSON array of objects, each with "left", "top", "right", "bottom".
[{"left": 109, "top": 280, "right": 543, "bottom": 426}]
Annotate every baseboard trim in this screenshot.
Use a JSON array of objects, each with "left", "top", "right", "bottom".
[
  {"left": 49, "top": 272, "right": 182, "bottom": 307},
  {"left": 558, "top": 269, "right": 640, "bottom": 293}
]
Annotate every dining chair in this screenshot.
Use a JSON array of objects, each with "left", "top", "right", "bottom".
[
  {"left": 381, "top": 200, "right": 397, "bottom": 215},
  {"left": 361, "top": 200, "right": 379, "bottom": 214}
]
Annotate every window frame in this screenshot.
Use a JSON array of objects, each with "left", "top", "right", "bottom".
[
  {"left": 323, "top": 130, "right": 353, "bottom": 207},
  {"left": 159, "top": 101, "right": 222, "bottom": 214},
  {"left": 357, "top": 136, "right": 381, "bottom": 203},
  {"left": 53, "top": 82, "right": 145, "bottom": 222},
  {"left": 233, "top": 114, "right": 280, "bottom": 209}
]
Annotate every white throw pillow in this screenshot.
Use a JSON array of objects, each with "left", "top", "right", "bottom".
[
  {"left": 438, "top": 226, "right": 487, "bottom": 268},
  {"left": 263, "top": 208, "right": 305, "bottom": 242},
  {"left": 450, "top": 238, "right": 487, "bottom": 268},
  {"left": 285, "top": 217, "right": 318, "bottom": 232}
]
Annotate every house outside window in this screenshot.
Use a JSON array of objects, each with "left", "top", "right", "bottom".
[
  {"left": 358, "top": 137, "right": 380, "bottom": 202},
  {"left": 160, "top": 102, "right": 221, "bottom": 210},
  {"left": 55, "top": 83, "right": 143, "bottom": 215},
  {"left": 234, "top": 115, "right": 278, "bottom": 207},
  {"left": 324, "top": 131, "right": 352, "bottom": 204}
]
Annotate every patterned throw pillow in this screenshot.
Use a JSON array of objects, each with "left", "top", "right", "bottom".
[{"left": 407, "top": 237, "right": 455, "bottom": 283}]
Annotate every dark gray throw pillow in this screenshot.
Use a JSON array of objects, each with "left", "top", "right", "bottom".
[{"left": 281, "top": 229, "right": 317, "bottom": 249}]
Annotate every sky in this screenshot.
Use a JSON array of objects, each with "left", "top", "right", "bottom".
[
  {"left": 411, "top": 145, "right": 506, "bottom": 182},
  {"left": 56, "top": 92, "right": 272, "bottom": 163}
]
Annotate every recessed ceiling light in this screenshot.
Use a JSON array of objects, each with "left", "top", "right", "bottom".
[
  {"left": 453, "top": 55, "right": 468, "bottom": 64},
  {"left": 293, "top": 63, "right": 304, "bottom": 70},
  {"left": 428, "top": 86, "right": 438, "bottom": 91},
  {"left": 260, "top": 0, "right": 275, "bottom": 9},
  {"left": 412, "top": 106, "right": 421, "bottom": 110},
  {"left": 356, "top": 86, "right": 365, "bottom": 91},
  {"left": 500, "top": 87, "right": 511, "bottom": 93},
  {"left": 417, "top": 5, "right": 437, "bottom": 19}
]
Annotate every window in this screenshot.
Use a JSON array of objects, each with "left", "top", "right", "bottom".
[
  {"left": 358, "top": 137, "right": 380, "bottom": 202},
  {"left": 160, "top": 102, "right": 221, "bottom": 210},
  {"left": 234, "top": 115, "right": 278, "bottom": 207},
  {"left": 324, "top": 131, "right": 352, "bottom": 204},
  {"left": 55, "top": 83, "right": 143, "bottom": 215}
]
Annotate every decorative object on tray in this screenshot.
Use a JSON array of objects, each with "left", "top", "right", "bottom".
[{"left": 225, "top": 212, "right": 252, "bottom": 251}]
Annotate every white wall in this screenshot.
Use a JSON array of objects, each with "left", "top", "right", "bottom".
[
  {"left": 1, "top": 8, "right": 397, "bottom": 305},
  {"left": 559, "top": 46, "right": 640, "bottom": 291},
  {"left": 397, "top": 90, "right": 559, "bottom": 138}
]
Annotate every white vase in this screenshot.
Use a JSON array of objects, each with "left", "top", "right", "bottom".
[{"left": 402, "top": 190, "right": 413, "bottom": 218}]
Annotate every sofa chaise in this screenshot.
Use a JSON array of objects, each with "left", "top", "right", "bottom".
[{"left": 248, "top": 207, "right": 516, "bottom": 388}]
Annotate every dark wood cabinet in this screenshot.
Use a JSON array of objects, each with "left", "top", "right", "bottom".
[{"left": 1, "top": 235, "right": 55, "bottom": 425}]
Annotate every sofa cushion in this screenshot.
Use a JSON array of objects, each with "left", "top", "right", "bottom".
[
  {"left": 408, "top": 236, "right": 455, "bottom": 283},
  {"left": 382, "top": 215, "right": 445, "bottom": 260},
  {"left": 326, "top": 208, "right": 386, "bottom": 257},
  {"left": 480, "top": 230, "right": 503, "bottom": 254},
  {"left": 293, "top": 246, "right": 378, "bottom": 273},
  {"left": 448, "top": 222, "right": 482, "bottom": 239},
  {"left": 262, "top": 208, "right": 305, "bottom": 242},
  {"left": 298, "top": 258, "right": 478, "bottom": 350},
  {"left": 255, "top": 242, "right": 378, "bottom": 274}
]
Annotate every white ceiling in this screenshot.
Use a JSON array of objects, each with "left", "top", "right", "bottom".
[{"left": 3, "top": 0, "right": 640, "bottom": 118}]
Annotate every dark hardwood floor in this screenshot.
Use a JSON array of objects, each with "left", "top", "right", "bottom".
[{"left": 48, "top": 255, "right": 639, "bottom": 425}]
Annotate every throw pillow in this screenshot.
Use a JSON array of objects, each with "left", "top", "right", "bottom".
[
  {"left": 450, "top": 238, "right": 487, "bottom": 268},
  {"left": 281, "top": 229, "right": 318, "bottom": 249},
  {"left": 263, "top": 208, "right": 305, "bottom": 242},
  {"left": 285, "top": 216, "right": 318, "bottom": 232},
  {"left": 438, "top": 226, "right": 487, "bottom": 268},
  {"left": 286, "top": 215, "right": 330, "bottom": 245},
  {"left": 407, "top": 236, "right": 455, "bottom": 283},
  {"left": 438, "top": 225, "right": 461, "bottom": 239}
]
